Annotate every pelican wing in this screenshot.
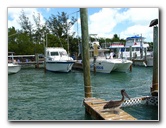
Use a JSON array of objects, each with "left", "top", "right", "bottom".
[{"left": 103, "top": 100, "right": 122, "bottom": 109}]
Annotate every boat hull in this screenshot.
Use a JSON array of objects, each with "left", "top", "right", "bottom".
[
  {"left": 112, "top": 59, "right": 132, "bottom": 72},
  {"left": 46, "top": 61, "right": 75, "bottom": 72},
  {"left": 8, "top": 63, "right": 21, "bottom": 74},
  {"left": 90, "top": 59, "right": 132, "bottom": 73},
  {"left": 90, "top": 60, "right": 115, "bottom": 73}
]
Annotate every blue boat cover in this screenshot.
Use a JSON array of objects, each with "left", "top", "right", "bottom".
[{"left": 126, "top": 35, "right": 145, "bottom": 40}]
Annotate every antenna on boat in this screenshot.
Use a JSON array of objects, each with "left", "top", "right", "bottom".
[{"left": 89, "top": 34, "right": 98, "bottom": 41}]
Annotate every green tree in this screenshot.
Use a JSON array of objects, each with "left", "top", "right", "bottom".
[
  {"left": 18, "top": 10, "right": 33, "bottom": 42},
  {"left": 8, "top": 27, "right": 20, "bottom": 54},
  {"left": 46, "top": 12, "right": 77, "bottom": 53},
  {"left": 8, "top": 10, "right": 78, "bottom": 55},
  {"left": 46, "top": 34, "right": 66, "bottom": 48},
  {"left": 112, "top": 34, "right": 120, "bottom": 42},
  {"left": 46, "top": 12, "right": 77, "bottom": 39}
]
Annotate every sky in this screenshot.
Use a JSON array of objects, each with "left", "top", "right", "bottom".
[{"left": 8, "top": 7, "right": 159, "bottom": 42}]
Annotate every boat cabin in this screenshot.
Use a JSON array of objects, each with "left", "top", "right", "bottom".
[
  {"left": 46, "top": 47, "right": 69, "bottom": 61},
  {"left": 125, "top": 35, "right": 149, "bottom": 48},
  {"left": 109, "top": 43, "right": 125, "bottom": 58},
  {"left": 122, "top": 35, "right": 150, "bottom": 58}
]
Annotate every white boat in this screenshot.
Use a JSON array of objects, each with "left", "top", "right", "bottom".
[
  {"left": 8, "top": 52, "right": 21, "bottom": 74},
  {"left": 89, "top": 43, "right": 132, "bottom": 73},
  {"left": 123, "top": 35, "right": 152, "bottom": 58},
  {"left": 109, "top": 35, "right": 153, "bottom": 67},
  {"left": 123, "top": 35, "right": 153, "bottom": 66},
  {"left": 45, "top": 47, "right": 75, "bottom": 72},
  {"left": 8, "top": 63, "right": 21, "bottom": 74},
  {"left": 109, "top": 43, "right": 125, "bottom": 59}
]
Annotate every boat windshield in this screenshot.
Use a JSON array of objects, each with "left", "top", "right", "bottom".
[
  {"left": 51, "top": 52, "right": 59, "bottom": 56},
  {"left": 136, "top": 47, "right": 140, "bottom": 51},
  {"left": 127, "top": 38, "right": 143, "bottom": 43},
  {"left": 59, "top": 51, "right": 68, "bottom": 56},
  {"left": 126, "top": 48, "right": 130, "bottom": 51}
]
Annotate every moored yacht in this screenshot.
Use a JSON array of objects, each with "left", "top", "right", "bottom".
[
  {"left": 123, "top": 35, "right": 152, "bottom": 59},
  {"left": 124, "top": 35, "right": 153, "bottom": 66},
  {"left": 45, "top": 47, "right": 75, "bottom": 72},
  {"left": 108, "top": 35, "right": 153, "bottom": 67},
  {"left": 89, "top": 42, "right": 132, "bottom": 73}
]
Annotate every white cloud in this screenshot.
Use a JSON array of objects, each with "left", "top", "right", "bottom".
[
  {"left": 8, "top": 8, "right": 45, "bottom": 30},
  {"left": 87, "top": 8, "right": 158, "bottom": 42},
  {"left": 120, "top": 25, "right": 153, "bottom": 41},
  {"left": 120, "top": 8, "right": 158, "bottom": 41},
  {"left": 88, "top": 8, "right": 117, "bottom": 35},
  {"left": 127, "top": 8, "right": 158, "bottom": 24}
]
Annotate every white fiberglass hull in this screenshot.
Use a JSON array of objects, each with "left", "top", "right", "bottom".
[
  {"left": 111, "top": 59, "right": 132, "bottom": 72},
  {"left": 46, "top": 61, "right": 75, "bottom": 72},
  {"left": 90, "top": 60, "right": 114, "bottom": 73},
  {"left": 90, "top": 58, "right": 132, "bottom": 73},
  {"left": 8, "top": 63, "right": 21, "bottom": 74}
]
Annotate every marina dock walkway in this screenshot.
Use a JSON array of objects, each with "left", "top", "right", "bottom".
[{"left": 84, "top": 97, "right": 137, "bottom": 120}]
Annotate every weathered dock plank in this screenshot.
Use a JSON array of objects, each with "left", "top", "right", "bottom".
[{"left": 84, "top": 97, "right": 137, "bottom": 121}]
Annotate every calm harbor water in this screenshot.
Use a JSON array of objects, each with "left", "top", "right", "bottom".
[{"left": 8, "top": 66, "right": 158, "bottom": 121}]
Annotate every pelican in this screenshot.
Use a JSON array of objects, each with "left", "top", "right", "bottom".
[{"left": 103, "top": 89, "right": 130, "bottom": 110}]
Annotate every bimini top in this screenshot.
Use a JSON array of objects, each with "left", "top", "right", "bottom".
[
  {"left": 46, "top": 47, "right": 66, "bottom": 52},
  {"left": 126, "top": 35, "right": 145, "bottom": 40}
]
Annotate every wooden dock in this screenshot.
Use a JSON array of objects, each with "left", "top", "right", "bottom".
[
  {"left": 84, "top": 97, "right": 137, "bottom": 121},
  {"left": 16, "top": 61, "right": 44, "bottom": 68},
  {"left": 72, "top": 61, "right": 83, "bottom": 70},
  {"left": 132, "top": 59, "right": 147, "bottom": 66},
  {"left": 8, "top": 53, "right": 44, "bottom": 68}
]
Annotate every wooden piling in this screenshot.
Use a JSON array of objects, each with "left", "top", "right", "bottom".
[
  {"left": 129, "top": 46, "right": 132, "bottom": 60},
  {"left": 144, "top": 48, "right": 147, "bottom": 62},
  {"left": 151, "top": 26, "right": 158, "bottom": 96},
  {"left": 93, "top": 43, "right": 98, "bottom": 75},
  {"left": 129, "top": 64, "right": 132, "bottom": 72},
  {"left": 44, "top": 47, "right": 46, "bottom": 73},
  {"left": 129, "top": 46, "right": 133, "bottom": 72},
  {"left": 93, "top": 56, "right": 96, "bottom": 75},
  {"left": 35, "top": 53, "right": 39, "bottom": 68},
  {"left": 80, "top": 8, "right": 92, "bottom": 98},
  {"left": 140, "top": 34, "right": 143, "bottom": 59}
]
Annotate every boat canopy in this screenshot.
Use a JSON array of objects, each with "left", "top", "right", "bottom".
[{"left": 126, "top": 35, "right": 145, "bottom": 40}]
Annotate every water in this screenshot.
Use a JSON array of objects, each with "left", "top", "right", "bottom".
[{"left": 8, "top": 67, "right": 158, "bottom": 120}]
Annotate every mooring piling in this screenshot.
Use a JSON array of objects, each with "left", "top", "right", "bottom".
[
  {"left": 80, "top": 8, "right": 92, "bottom": 98},
  {"left": 149, "top": 19, "right": 158, "bottom": 96}
]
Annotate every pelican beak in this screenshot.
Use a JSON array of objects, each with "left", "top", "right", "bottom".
[{"left": 124, "top": 91, "right": 130, "bottom": 100}]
